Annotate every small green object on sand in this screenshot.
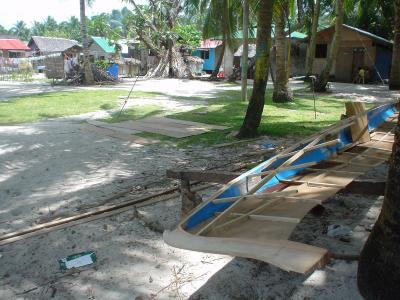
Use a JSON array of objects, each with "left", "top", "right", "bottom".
[{"left": 58, "top": 251, "right": 97, "bottom": 271}]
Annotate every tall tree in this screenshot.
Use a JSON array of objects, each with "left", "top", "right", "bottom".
[
  {"left": 273, "top": 0, "right": 293, "bottom": 103},
  {"left": 357, "top": 106, "right": 400, "bottom": 299},
  {"left": 80, "top": 0, "right": 94, "bottom": 84},
  {"left": 390, "top": 1, "right": 400, "bottom": 90},
  {"left": 198, "top": 0, "right": 240, "bottom": 79},
  {"left": 11, "top": 21, "right": 30, "bottom": 41},
  {"left": 237, "top": 0, "right": 275, "bottom": 138},
  {"left": 305, "top": 0, "right": 321, "bottom": 77},
  {"left": 241, "top": 0, "right": 250, "bottom": 101},
  {"left": 313, "top": 0, "right": 343, "bottom": 92}
]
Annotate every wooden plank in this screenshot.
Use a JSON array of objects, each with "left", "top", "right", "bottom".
[
  {"left": 164, "top": 229, "right": 329, "bottom": 274},
  {"left": 211, "top": 198, "right": 285, "bottom": 232},
  {"left": 279, "top": 179, "right": 344, "bottom": 188},
  {"left": 345, "top": 102, "right": 370, "bottom": 143},
  {"left": 84, "top": 125, "right": 156, "bottom": 145},
  {"left": 305, "top": 168, "right": 363, "bottom": 175},
  {"left": 166, "top": 169, "right": 241, "bottom": 183},
  {"left": 215, "top": 212, "right": 300, "bottom": 223}
]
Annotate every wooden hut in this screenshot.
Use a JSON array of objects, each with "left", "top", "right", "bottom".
[{"left": 302, "top": 24, "right": 393, "bottom": 83}]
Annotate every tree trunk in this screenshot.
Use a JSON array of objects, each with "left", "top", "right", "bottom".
[
  {"left": 273, "top": 2, "right": 293, "bottom": 103},
  {"left": 80, "top": 0, "right": 94, "bottom": 85},
  {"left": 357, "top": 108, "right": 400, "bottom": 299},
  {"left": 241, "top": 0, "right": 249, "bottom": 102},
  {"left": 390, "top": 1, "right": 400, "bottom": 90},
  {"left": 236, "top": 0, "right": 275, "bottom": 139},
  {"left": 210, "top": 43, "right": 226, "bottom": 79},
  {"left": 314, "top": 0, "right": 343, "bottom": 92},
  {"left": 305, "top": 0, "right": 321, "bottom": 77}
]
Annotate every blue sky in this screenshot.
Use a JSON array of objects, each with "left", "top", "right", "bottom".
[{"left": 0, "top": 0, "right": 144, "bottom": 29}]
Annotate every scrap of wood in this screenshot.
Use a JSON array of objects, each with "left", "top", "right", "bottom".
[{"left": 345, "top": 102, "right": 370, "bottom": 143}]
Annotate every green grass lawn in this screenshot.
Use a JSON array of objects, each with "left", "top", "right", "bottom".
[
  {"left": 0, "top": 90, "right": 150, "bottom": 124},
  {"left": 150, "top": 89, "right": 348, "bottom": 147}
]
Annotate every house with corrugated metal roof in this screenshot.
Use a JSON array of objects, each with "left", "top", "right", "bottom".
[
  {"left": 0, "top": 39, "right": 30, "bottom": 58},
  {"left": 301, "top": 24, "right": 393, "bottom": 83},
  {"left": 88, "top": 36, "right": 116, "bottom": 61}
]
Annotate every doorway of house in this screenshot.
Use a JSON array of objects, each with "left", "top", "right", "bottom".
[{"left": 352, "top": 48, "right": 365, "bottom": 82}]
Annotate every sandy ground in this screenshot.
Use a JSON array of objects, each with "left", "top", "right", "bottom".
[{"left": 0, "top": 78, "right": 395, "bottom": 299}]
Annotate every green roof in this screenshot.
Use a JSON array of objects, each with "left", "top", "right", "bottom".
[
  {"left": 91, "top": 36, "right": 115, "bottom": 54},
  {"left": 289, "top": 31, "right": 307, "bottom": 39},
  {"left": 214, "top": 29, "right": 306, "bottom": 40}
]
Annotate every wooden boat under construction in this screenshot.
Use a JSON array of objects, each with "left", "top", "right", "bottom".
[{"left": 164, "top": 102, "right": 398, "bottom": 274}]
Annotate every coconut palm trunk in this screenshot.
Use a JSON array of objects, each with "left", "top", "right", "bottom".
[
  {"left": 80, "top": 0, "right": 94, "bottom": 84},
  {"left": 357, "top": 106, "right": 400, "bottom": 299},
  {"left": 210, "top": 42, "right": 226, "bottom": 79},
  {"left": 273, "top": 1, "right": 293, "bottom": 103},
  {"left": 236, "top": 0, "right": 275, "bottom": 138},
  {"left": 305, "top": 0, "right": 321, "bottom": 77},
  {"left": 390, "top": 1, "right": 400, "bottom": 90},
  {"left": 241, "top": 0, "right": 250, "bottom": 101},
  {"left": 314, "top": 0, "right": 343, "bottom": 92}
]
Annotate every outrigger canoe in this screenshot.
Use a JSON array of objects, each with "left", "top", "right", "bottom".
[{"left": 164, "top": 102, "right": 398, "bottom": 274}]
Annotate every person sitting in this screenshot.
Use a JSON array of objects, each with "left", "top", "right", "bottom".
[{"left": 358, "top": 67, "right": 365, "bottom": 84}]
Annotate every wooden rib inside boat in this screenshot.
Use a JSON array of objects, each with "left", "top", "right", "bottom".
[{"left": 164, "top": 102, "right": 398, "bottom": 274}]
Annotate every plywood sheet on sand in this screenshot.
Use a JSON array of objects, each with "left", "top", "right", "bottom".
[
  {"left": 84, "top": 125, "right": 156, "bottom": 145},
  {"left": 117, "top": 116, "right": 228, "bottom": 138}
]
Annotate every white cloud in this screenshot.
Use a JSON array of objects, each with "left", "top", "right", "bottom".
[{"left": 0, "top": 0, "right": 142, "bottom": 29}]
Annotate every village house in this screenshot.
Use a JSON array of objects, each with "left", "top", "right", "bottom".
[
  {"left": 88, "top": 36, "right": 116, "bottom": 61},
  {"left": 194, "top": 30, "right": 307, "bottom": 78},
  {"left": 0, "top": 38, "right": 30, "bottom": 58},
  {"left": 28, "top": 36, "right": 80, "bottom": 56},
  {"left": 27, "top": 36, "right": 82, "bottom": 79},
  {"left": 302, "top": 24, "right": 393, "bottom": 83}
]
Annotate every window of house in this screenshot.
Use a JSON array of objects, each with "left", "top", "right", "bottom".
[
  {"left": 200, "top": 50, "right": 210, "bottom": 60},
  {"left": 315, "top": 44, "right": 328, "bottom": 58}
]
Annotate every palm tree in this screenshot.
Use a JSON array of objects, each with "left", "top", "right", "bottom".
[
  {"left": 313, "top": 0, "right": 343, "bottom": 92},
  {"left": 305, "top": 0, "right": 321, "bottom": 77},
  {"left": 80, "top": 0, "right": 94, "bottom": 84},
  {"left": 197, "top": 0, "right": 241, "bottom": 79},
  {"left": 237, "top": 0, "right": 275, "bottom": 138},
  {"left": 272, "top": 0, "right": 293, "bottom": 103},
  {"left": 390, "top": 1, "right": 400, "bottom": 90},
  {"left": 241, "top": 0, "right": 250, "bottom": 101},
  {"left": 11, "top": 21, "right": 30, "bottom": 41}
]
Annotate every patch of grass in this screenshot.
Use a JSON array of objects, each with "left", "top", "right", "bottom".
[
  {"left": 134, "top": 90, "right": 347, "bottom": 147},
  {"left": 162, "top": 90, "right": 347, "bottom": 147},
  {"left": 0, "top": 90, "right": 127, "bottom": 124},
  {"left": 104, "top": 105, "right": 164, "bottom": 123}
]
